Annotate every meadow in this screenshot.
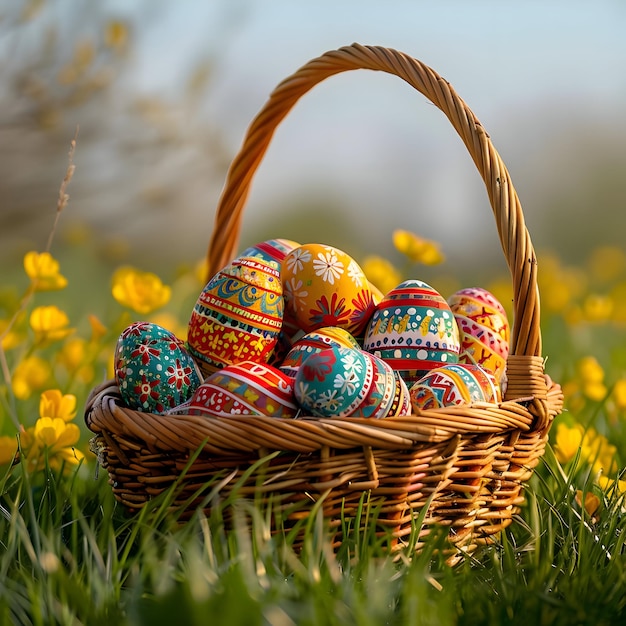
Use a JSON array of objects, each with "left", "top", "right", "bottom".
[{"left": 1, "top": 148, "right": 625, "bottom": 625}]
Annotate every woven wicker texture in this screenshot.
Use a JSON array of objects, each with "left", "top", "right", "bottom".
[{"left": 85, "top": 43, "right": 564, "bottom": 555}]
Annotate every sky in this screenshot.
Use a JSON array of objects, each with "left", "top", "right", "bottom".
[
  {"left": 4, "top": 0, "right": 626, "bottom": 272},
  {"left": 123, "top": 0, "right": 626, "bottom": 259}
]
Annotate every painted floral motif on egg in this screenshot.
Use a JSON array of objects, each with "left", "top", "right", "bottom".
[
  {"left": 409, "top": 362, "right": 501, "bottom": 411},
  {"left": 281, "top": 243, "right": 377, "bottom": 337},
  {"left": 115, "top": 321, "right": 202, "bottom": 414},
  {"left": 294, "top": 345, "right": 400, "bottom": 418},
  {"left": 447, "top": 287, "right": 510, "bottom": 383},
  {"left": 187, "top": 256, "right": 284, "bottom": 376},
  {"left": 362, "top": 279, "right": 460, "bottom": 385},
  {"left": 185, "top": 360, "right": 298, "bottom": 418},
  {"left": 294, "top": 346, "right": 372, "bottom": 417}
]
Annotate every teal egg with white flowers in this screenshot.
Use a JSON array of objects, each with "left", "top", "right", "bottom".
[{"left": 114, "top": 321, "right": 202, "bottom": 414}]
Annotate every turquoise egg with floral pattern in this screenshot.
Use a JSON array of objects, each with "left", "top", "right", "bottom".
[
  {"left": 294, "top": 345, "right": 371, "bottom": 417},
  {"left": 115, "top": 322, "right": 202, "bottom": 414},
  {"left": 294, "top": 345, "right": 403, "bottom": 418}
]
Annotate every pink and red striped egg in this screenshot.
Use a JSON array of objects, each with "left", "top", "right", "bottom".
[{"left": 447, "top": 287, "right": 510, "bottom": 383}]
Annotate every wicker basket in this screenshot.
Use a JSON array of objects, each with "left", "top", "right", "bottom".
[{"left": 85, "top": 43, "right": 564, "bottom": 556}]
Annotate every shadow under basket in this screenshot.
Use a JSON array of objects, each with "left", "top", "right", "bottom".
[{"left": 84, "top": 43, "right": 564, "bottom": 558}]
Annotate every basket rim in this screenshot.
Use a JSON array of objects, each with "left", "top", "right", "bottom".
[{"left": 85, "top": 379, "right": 545, "bottom": 456}]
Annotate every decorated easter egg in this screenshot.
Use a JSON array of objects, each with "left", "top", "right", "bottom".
[
  {"left": 409, "top": 362, "right": 501, "bottom": 411},
  {"left": 238, "top": 238, "right": 301, "bottom": 268},
  {"left": 390, "top": 371, "right": 412, "bottom": 417},
  {"left": 354, "top": 354, "right": 412, "bottom": 418},
  {"left": 115, "top": 321, "right": 202, "bottom": 414},
  {"left": 294, "top": 345, "right": 402, "bottom": 418},
  {"left": 187, "top": 256, "right": 284, "bottom": 376},
  {"left": 279, "top": 326, "right": 361, "bottom": 378},
  {"left": 281, "top": 243, "right": 377, "bottom": 336},
  {"left": 447, "top": 287, "right": 510, "bottom": 382},
  {"left": 362, "top": 279, "right": 461, "bottom": 385},
  {"left": 185, "top": 360, "right": 298, "bottom": 418},
  {"left": 239, "top": 239, "right": 302, "bottom": 346}
]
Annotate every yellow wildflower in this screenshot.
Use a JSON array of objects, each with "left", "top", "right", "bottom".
[
  {"left": 0, "top": 319, "right": 23, "bottom": 351},
  {"left": 392, "top": 230, "right": 445, "bottom": 265},
  {"left": 88, "top": 314, "right": 108, "bottom": 342},
  {"left": 612, "top": 378, "right": 626, "bottom": 412},
  {"left": 609, "top": 281, "right": 626, "bottom": 324},
  {"left": 597, "top": 475, "right": 626, "bottom": 498},
  {"left": 195, "top": 257, "right": 210, "bottom": 285},
  {"left": 111, "top": 266, "right": 171, "bottom": 315},
  {"left": 575, "top": 489, "right": 600, "bottom": 518},
  {"left": 104, "top": 20, "right": 129, "bottom": 51},
  {"left": 584, "top": 428, "right": 618, "bottom": 476},
  {"left": 149, "top": 311, "right": 187, "bottom": 342},
  {"left": 23, "top": 418, "right": 84, "bottom": 473},
  {"left": 57, "top": 337, "right": 95, "bottom": 384},
  {"left": 587, "top": 246, "right": 626, "bottom": 285},
  {"left": 582, "top": 294, "right": 613, "bottom": 323},
  {"left": 0, "top": 435, "right": 18, "bottom": 466},
  {"left": 577, "top": 356, "right": 607, "bottom": 402},
  {"left": 39, "top": 389, "right": 77, "bottom": 422},
  {"left": 554, "top": 422, "right": 618, "bottom": 475},
  {"left": 360, "top": 256, "right": 402, "bottom": 296},
  {"left": 23, "top": 251, "right": 68, "bottom": 291},
  {"left": 12, "top": 356, "right": 52, "bottom": 400},
  {"left": 30, "top": 305, "right": 74, "bottom": 345},
  {"left": 554, "top": 422, "right": 584, "bottom": 465},
  {"left": 562, "top": 379, "right": 585, "bottom": 415},
  {"left": 538, "top": 253, "right": 587, "bottom": 315}
]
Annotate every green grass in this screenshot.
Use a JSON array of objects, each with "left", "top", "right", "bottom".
[{"left": 0, "top": 444, "right": 624, "bottom": 626}]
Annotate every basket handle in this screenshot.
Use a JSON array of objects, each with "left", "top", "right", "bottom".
[{"left": 205, "top": 43, "right": 545, "bottom": 406}]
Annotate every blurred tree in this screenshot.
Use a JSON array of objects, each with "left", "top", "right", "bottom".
[{"left": 0, "top": 0, "right": 234, "bottom": 272}]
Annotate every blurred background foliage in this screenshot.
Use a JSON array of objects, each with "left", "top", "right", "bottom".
[{"left": 1, "top": 0, "right": 625, "bottom": 288}]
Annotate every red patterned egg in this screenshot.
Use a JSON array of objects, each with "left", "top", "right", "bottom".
[
  {"left": 279, "top": 326, "right": 360, "bottom": 378},
  {"left": 409, "top": 362, "right": 501, "bottom": 411},
  {"left": 185, "top": 360, "right": 297, "bottom": 418},
  {"left": 115, "top": 321, "right": 202, "bottom": 414},
  {"left": 294, "top": 345, "right": 403, "bottom": 418},
  {"left": 447, "top": 287, "right": 510, "bottom": 383},
  {"left": 187, "top": 256, "right": 283, "bottom": 376},
  {"left": 281, "top": 243, "right": 377, "bottom": 336},
  {"left": 239, "top": 239, "right": 302, "bottom": 348},
  {"left": 362, "top": 279, "right": 461, "bottom": 385}
]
